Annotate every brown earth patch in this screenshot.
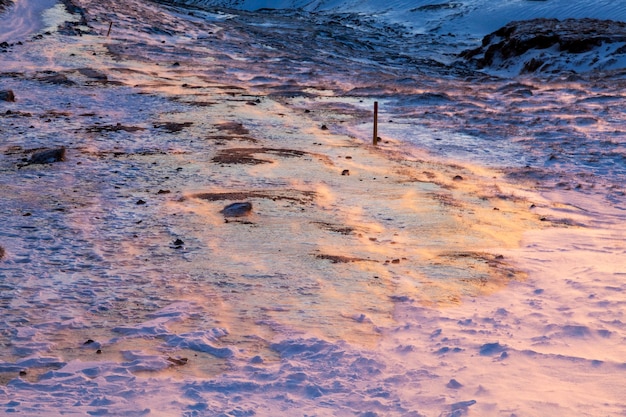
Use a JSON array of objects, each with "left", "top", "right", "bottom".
[
  {"left": 86, "top": 123, "right": 146, "bottom": 133},
  {"left": 216, "top": 122, "right": 250, "bottom": 135},
  {"left": 153, "top": 122, "right": 193, "bottom": 133},
  {"left": 315, "top": 254, "right": 377, "bottom": 264},
  {"left": 212, "top": 147, "right": 307, "bottom": 165},
  {"left": 206, "top": 135, "right": 258, "bottom": 144},
  {"left": 436, "top": 251, "right": 524, "bottom": 284},
  {"left": 312, "top": 221, "right": 356, "bottom": 235},
  {"left": 189, "top": 189, "right": 316, "bottom": 204}
]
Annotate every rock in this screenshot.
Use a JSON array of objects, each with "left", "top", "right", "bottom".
[
  {"left": 461, "top": 18, "right": 626, "bottom": 74},
  {"left": 0, "top": 246, "right": 5, "bottom": 260},
  {"left": 29, "top": 147, "right": 66, "bottom": 164},
  {"left": 341, "top": 169, "right": 350, "bottom": 176},
  {"left": 446, "top": 379, "right": 463, "bottom": 389},
  {"left": 220, "top": 202, "right": 253, "bottom": 217},
  {"left": 0, "top": 90, "right": 15, "bottom": 102},
  {"left": 40, "top": 73, "right": 75, "bottom": 85},
  {"left": 479, "top": 342, "right": 506, "bottom": 356}
]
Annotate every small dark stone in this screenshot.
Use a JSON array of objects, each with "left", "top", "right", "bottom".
[
  {"left": 157, "top": 189, "right": 171, "bottom": 194},
  {"left": 96, "top": 349, "right": 102, "bottom": 354},
  {"left": 450, "top": 400, "right": 476, "bottom": 410},
  {"left": 29, "top": 147, "right": 66, "bottom": 164},
  {"left": 447, "top": 379, "right": 463, "bottom": 389},
  {"left": 19, "top": 370, "right": 27, "bottom": 376},
  {"left": 0, "top": 246, "right": 5, "bottom": 260},
  {"left": 341, "top": 169, "right": 350, "bottom": 176},
  {"left": 220, "top": 202, "right": 253, "bottom": 217},
  {"left": 173, "top": 238, "right": 184, "bottom": 246},
  {"left": 136, "top": 199, "right": 146, "bottom": 205},
  {"left": 83, "top": 339, "right": 95, "bottom": 345},
  {"left": 479, "top": 342, "right": 506, "bottom": 356},
  {"left": 453, "top": 175, "right": 464, "bottom": 181},
  {"left": 0, "top": 89, "right": 15, "bottom": 102},
  {"left": 320, "top": 124, "right": 328, "bottom": 130}
]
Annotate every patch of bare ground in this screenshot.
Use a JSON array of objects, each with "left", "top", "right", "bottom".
[
  {"left": 215, "top": 121, "right": 250, "bottom": 136},
  {"left": 315, "top": 254, "right": 378, "bottom": 264},
  {"left": 188, "top": 189, "right": 316, "bottom": 204},
  {"left": 85, "top": 123, "right": 146, "bottom": 133},
  {"left": 206, "top": 122, "right": 258, "bottom": 144},
  {"left": 311, "top": 221, "right": 356, "bottom": 235},
  {"left": 76, "top": 148, "right": 169, "bottom": 158},
  {"left": 212, "top": 147, "right": 307, "bottom": 165},
  {"left": 436, "top": 251, "right": 525, "bottom": 285},
  {"left": 153, "top": 121, "right": 193, "bottom": 133},
  {"left": 206, "top": 135, "right": 258, "bottom": 144}
]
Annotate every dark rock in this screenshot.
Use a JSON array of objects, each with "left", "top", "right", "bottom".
[
  {"left": 450, "top": 400, "right": 477, "bottom": 411},
  {"left": 461, "top": 18, "right": 626, "bottom": 74},
  {"left": 341, "top": 169, "right": 350, "bottom": 176},
  {"left": 40, "top": 73, "right": 76, "bottom": 85},
  {"left": 0, "top": 0, "right": 12, "bottom": 13},
  {"left": 221, "top": 202, "right": 253, "bottom": 217},
  {"left": 0, "top": 90, "right": 15, "bottom": 102},
  {"left": 136, "top": 199, "right": 146, "bottom": 205},
  {"left": 29, "top": 147, "right": 66, "bottom": 164},
  {"left": 479, "top": 342, "right": 506, "bottom": 356},
  {"left": 447, "top": 379, "right": 463, "bottom": 389},
  {"left": 77, "top": 68, "right": 108, "bottom": 81},
  {"left": 0, "top": 245, "right": 5, "bottom": 260}
]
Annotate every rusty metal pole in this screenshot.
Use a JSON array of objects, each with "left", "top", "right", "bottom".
[{"left": 373, "top": 101, "right": 378, "bottom": 145}]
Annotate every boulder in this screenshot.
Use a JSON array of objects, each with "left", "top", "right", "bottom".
[
  {"left": 0, "top": 90, "right": 15, "bottom": 102},
  {"left": 220, "top": 202, "right": 253, "bottom": 217},
  {"left": 461, "top": 18, "right": 626, "bottom": 74},
  {"left": 29, "top": 148, "right": 66, "bottom": 164}
]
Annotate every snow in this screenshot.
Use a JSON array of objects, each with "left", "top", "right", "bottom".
[{"left": 0, "top": 0, "right": 625, "bottom": 416}]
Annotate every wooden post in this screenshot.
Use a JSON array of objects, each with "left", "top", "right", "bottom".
[
  {"left": 107, "top": 22, "right": 113, "bottom": 37},
  {"left": 373, "top": 101, "right": 378, "bottom": 145}
]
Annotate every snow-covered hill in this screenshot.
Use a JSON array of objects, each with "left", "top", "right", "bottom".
[{"left": 164, "top": 0, "right": 626, "bottom": 37}]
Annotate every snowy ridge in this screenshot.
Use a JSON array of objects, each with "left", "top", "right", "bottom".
[{"left": 162, "top": 0, "right": 626, "bottom": 36}]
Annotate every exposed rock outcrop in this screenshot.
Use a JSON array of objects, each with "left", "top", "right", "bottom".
[{"left": 461, "top": 18, "right": 626, "bottom": 74}]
